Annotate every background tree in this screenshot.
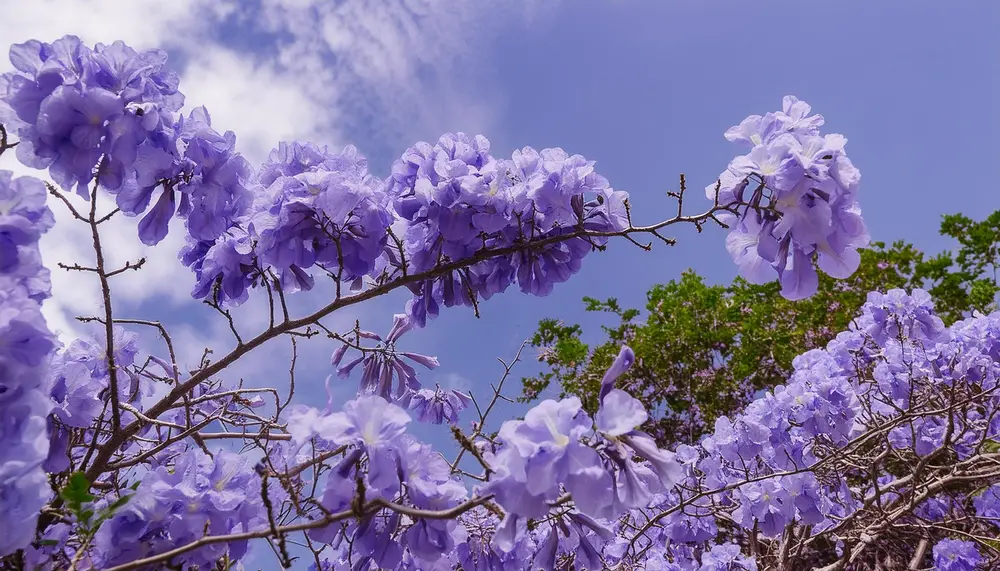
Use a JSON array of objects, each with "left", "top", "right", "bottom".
[{"left": 523, "top": 215, "right": 1000, "bottom": 446}]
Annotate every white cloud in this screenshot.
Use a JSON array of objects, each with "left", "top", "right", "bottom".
[
  {"left": 178, "top": 46, "right": 331, "bottom": 164},
  {"left": 0, "top": 0, "right": 236, "bottom": 51},
  {"left": 258, "top": 0, "right": 560, "bottom": 147},
  {"left": 435, "top": 371, "right": 473, "bottom": 393}
]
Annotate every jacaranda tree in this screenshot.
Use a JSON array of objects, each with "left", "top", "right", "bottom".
[{"left": 0, "top": 36, "right": 997, "bottom": 571}]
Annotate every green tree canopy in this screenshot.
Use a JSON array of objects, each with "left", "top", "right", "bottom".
[{"left": 522, "top": 212, "right": 1000, "bottom": 446}]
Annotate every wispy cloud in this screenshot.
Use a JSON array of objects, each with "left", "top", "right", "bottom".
[
  {"left": 434, "top": 371, "right": 474, "bottom": 393},
  {"left": 178, "top": 46, "right": 331, "bottom": 165},
  {"left": 255, "top": 0, "right": 559, "bottom": 154},
  {"left": 0, "top": 0, "right": 238, "bottom": 51}
]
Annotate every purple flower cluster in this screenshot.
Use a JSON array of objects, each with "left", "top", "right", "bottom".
[
  {"left": 0, "top": 170, "right": 53, "bottom": 299},
  {"left": 46, "top": 325, "right": 146, "bottom": 471},
  {"left": 457, "top": 287, "right": 1000, "bottom": 570},
  {"left": 0, "top": 38, "right": 180, "bottom": 195},
  {"left": 179, "top": 140, "right": 396, "bottom": 307},
  {"left": 332, "top": 313, "right": 474, "bottom": 425},
  {"left": 605, "top": 288, "right": 999, "bottom": 568},
  {"left": 294, "top": 350, "right": 697, "bottom": 568},
  {"left": 130, "top": 106, "right": 252, "bottom": 245},
  {"left": 386, "top": 134, "right": 629, "bottom": 326},
  {"left": 482, "top": 345, "right": 682, "bottom": 529},
  {"left": 248, "top": 142, "right": 393, "bottom": 292},
  {"left": 90, "top": 449, "right": 265, "bottom": 569},
  {"left": 973, "top": 484, "right": 1000, "bottom": 524},
  {"left": 0, "top": 171, "right": 56, "bottom": 556},
  {"left": 171, "top": 100, "right": 861, "bottom": 324},
  {"left": 0, "top": 37, "right": 253, "bottom": 246},
  {"left": 716, "top": 96, "right": 869, "bottom": 300},
  {"left": 452, "top": 510, "right": 535, "bottom": 571},
  {"left": 401, "top": 384, "right": 473, "bottom": 425},
  {"left": 333, "top": 313, "right": 437, "bottom": 400},
  {"left": 288, "top": 395, "right": 471, "bottom": 567},
  {"left": 179, "top": 221, "right": 257, "bottom": 306}
]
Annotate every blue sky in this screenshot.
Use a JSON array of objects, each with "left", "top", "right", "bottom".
[{"left": 1, "top": 0, "right": 998, "bottom": 567}]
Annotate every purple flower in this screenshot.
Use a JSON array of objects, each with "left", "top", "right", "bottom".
[
  {"left": 402, "top": 385, "right": 473, "bottom": 425},
  {"left": 334, "top": 314, "right": 440, "bottom": 403},
  {"left": 855, "top": 288, "right": 948, "bottom": 346},
  {"left": 599, "top": 345, "right": 634, "bottom": 402},
  {"left": 35, "top": 86, "right": 124, "bottom": 194},
  {"left": 0, "top": 171, "right": 54, "bottom": 230},
  {"left": 454, "top": 509, "right": 534, "bottom": 571},
  {"left": 485, "top": 397, "right": 612, "bottom": 518},
  {"left": 316, "top": 395, "right": 411, "bottom": 491},
  {"left": 85, "top": 40, "right": 183, "bottom": 111},
  {"left": 45, "top": 323, "right": 147, "bottom": 470},
  {"left": 0, "top": 171, "right": 54, "bottom": 301},
  {"left": 179, "top": 225, "right": 257, "bottom": 307},
  {"left": 725, "top": 215, "right": 778, "bottom": 285},
  {"left": 973, "top": 484, "right": 1000, "bottom": 525},
  {"left": 334, "top": 395, "right": 412, "bottom": 448},
  {"left": 171, "top": 108, "right": 253, "bottom": 241},
  {"left": 0, "top": 279, "right": 55, "bottom": 371},
  {"left": 0, "top": 389, "right": 54, "bottom": 556},
  {"left": 700, "top": 543, "right": 758, "bottom": 571},
  {"left": 595, "top": 346, "right": 684, "bottom": 500},
  {"left": 932, "top": 539, "right": 982, "bottom": 571},
  {"left": 733, "top": 478, "right": 795, "bottom": 537}
]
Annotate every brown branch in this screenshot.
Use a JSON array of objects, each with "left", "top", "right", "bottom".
[
  {"left": 77, "top": 200, "right": 737, "bottom": 487},
  {"left": 101, "top": 494, "right": 498, "bottom": 571}
]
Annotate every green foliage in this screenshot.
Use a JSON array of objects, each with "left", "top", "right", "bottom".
[
  {"left": 522, "top": 211, "right": 1000, "bottom": 446},
  {"left": 59, "top": 473, "right": 95, "bottom": 524},
  {"left": 57, "top": 473, "right": 138, "bottom": 552}
]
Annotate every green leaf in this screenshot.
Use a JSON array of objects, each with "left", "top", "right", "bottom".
[{"left": 59, "top": 472, "right": 94, "bottom": 513}]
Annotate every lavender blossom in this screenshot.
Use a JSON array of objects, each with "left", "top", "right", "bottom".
[{"left": 711, "top": 96, "right": 869, "bottom": 300}]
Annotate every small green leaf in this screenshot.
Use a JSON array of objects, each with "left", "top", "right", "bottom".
[{"left": 59, "top": 472, "right": 94, "bottom": 513}]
